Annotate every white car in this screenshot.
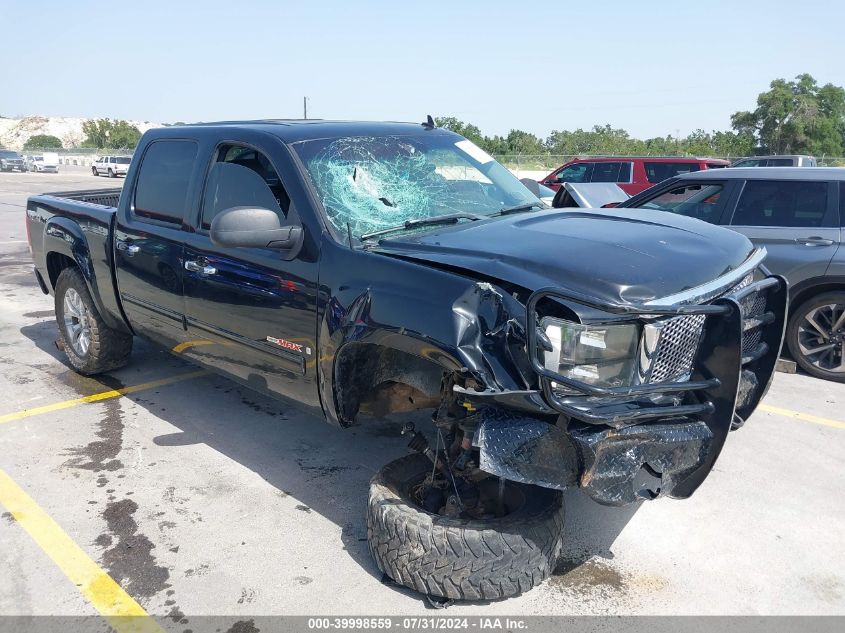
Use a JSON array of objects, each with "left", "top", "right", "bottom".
[
  {"left": 25, "top": 153, "right": 59, "bottom": 173},
  {"left": 92, "top": 155, "right": 132, "bottom": 177}
]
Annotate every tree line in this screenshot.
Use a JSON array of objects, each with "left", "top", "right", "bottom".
[
  {"left": 14, "top": 74, "right": 845, "bottom": 158},
  {"left": 437, "top": 74, "right": 845, "bottom": 159}
]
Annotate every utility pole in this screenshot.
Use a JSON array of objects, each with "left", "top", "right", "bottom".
[{"left": 303, "top": 97, "right": 308, "bottom": 120}]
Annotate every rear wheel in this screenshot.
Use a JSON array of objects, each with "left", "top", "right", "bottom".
[
  {"left": 367, "top": 453, "right": 564, "bottom": 600},
  {"left": 54, "top": 267, "right": 132, "bottom": 375},
  {"left": 787, "top": 291, "right": 845, "bottom": 382},
  {"left": 108, "top": 168, "right": 115, "bottom": 178}
]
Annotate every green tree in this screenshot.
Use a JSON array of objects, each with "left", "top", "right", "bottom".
[
  {"left": 503, "top": 129, "right": 545, "bottom": 155},
  {"left": 81, "top": 119, "right": 142, "bottom": 149},
  {"left": 434, "top": 117, "right": 485, "bottom": 146},
  {"left": 24, "top": 134, "right": 63, "bottom": 150},
  {"left": 731, "top": 74, "right": 845, "bottom": 155}
]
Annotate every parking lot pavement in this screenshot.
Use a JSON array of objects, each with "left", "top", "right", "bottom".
[{"left": 0, "top": 168, "right": 843, "bottom": 620}]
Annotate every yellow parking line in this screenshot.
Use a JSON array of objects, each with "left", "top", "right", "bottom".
[
  {"left": 758, "top": 404, "right": 845, "bottom": 430},
  {"left": 0, "top": 468, "right": 163, "bottom": 633},
  {"left": 0, "top": 370, "right": 208, "bottom": 425},
  {"left": 171, "top": 340, "right": 215, "bottom": 354}
]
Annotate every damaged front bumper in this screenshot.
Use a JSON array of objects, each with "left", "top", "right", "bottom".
[{"left": 463, "top": 257, "right": 787, "bottom": 505}]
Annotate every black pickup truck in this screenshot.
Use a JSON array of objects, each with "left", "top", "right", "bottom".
[{"left": 26, "top": 120, "right": 787, "bottom": 601}]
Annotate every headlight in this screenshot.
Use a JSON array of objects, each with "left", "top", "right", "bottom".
[{"left": 542, "top": 318, "right": 640, "bottom": 389}]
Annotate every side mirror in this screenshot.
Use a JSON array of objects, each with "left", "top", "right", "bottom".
[
  {"left": 210, "top": 206, "right": 303, "bottom": 250},
  {"left": 520, "top": 178, "right": 541, "bottom": 197}
]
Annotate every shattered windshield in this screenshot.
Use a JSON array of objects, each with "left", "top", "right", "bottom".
[{"left": 293, "top": 133, "right": 538, "bottom": 239}]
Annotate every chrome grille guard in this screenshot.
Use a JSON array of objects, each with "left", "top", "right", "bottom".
[{"left": 525, "top": 252, "right": 787, "bottom": 428}]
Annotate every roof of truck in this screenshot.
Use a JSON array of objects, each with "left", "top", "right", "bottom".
[
  {"left": 176, "top": 119, "right": 447, "bottom": 143},
  {"left": 681, "top": 167, "right": 845, "bottom": 180}
]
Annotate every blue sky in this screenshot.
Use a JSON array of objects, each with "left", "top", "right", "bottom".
[{"left": 2, "top": 0, "right": 843, "bottom": 140}]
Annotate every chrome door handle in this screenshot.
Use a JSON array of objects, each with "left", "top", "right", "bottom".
[
  {"left": 184, "top": 260, "right": 217, "bottom": 275},
  {"left": 116, "top": 241, "right": 140, "bottom": 256},
  {"left": 795, "top": 237, "right": 834, "bottom": 246}
]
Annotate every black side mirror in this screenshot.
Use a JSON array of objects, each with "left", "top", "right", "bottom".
[
  {"left": 210, "top": 206, "right": 303, "bottom": 250},
  {"left": 520, "top": 178, "right": 541, "bottom": 196}
]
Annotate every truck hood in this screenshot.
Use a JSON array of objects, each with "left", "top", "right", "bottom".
[{"left": 371, "top": 208, "right": 755, "bottom": 305}]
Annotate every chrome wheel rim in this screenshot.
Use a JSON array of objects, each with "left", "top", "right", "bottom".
[
  {"left": 797, "top": 303, "right": 845, "bottom": 373},
  {"left": 63, "top": 288, "right": 91, "bottom": 356}
]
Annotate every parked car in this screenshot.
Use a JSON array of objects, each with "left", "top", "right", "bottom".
[
  {"left": 27, "top": 121, "right": 785, "bottom": 601},
  {"left": 619, "top": 167, "right": 844, "bottom": 381},
  {"left": 551, "top": 182, "right": 630, "bottom": 208},
  {"left": 92, "top": 155, "right": 132, "bottom": 177},
  {"left": 539, "top": 156, "right": 730, "bottom": 196},
  {"left": 537, "top": 181, "right": 556, "bottom": 206},
  {"left": 24, "top": 153, "right": 59, "bottom": 173},
  {"left": 0, "top": 149, "right": 26, "bottom": 172},
  {"left": 730, "top": 155, "right": 816, "bottom": 168}
]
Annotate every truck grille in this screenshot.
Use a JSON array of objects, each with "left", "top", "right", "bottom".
[
  {"left": 648, "top": 273, "right": 757, "bottom": 384},
  {"left": 649, "top": 314, "right": 706, "bottom": 383}
]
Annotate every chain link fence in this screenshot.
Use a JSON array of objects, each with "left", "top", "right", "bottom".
[
  {"left": 17, "top": 147, "right": 135, "bottom": 167},
  {"left": 14, "top": 148, "right": 845, "bottom": 171},
  {"left": 494, "top": 154, "right": 845, "bottom": 177}
]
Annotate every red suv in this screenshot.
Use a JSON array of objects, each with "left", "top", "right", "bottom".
[{"left": 539, "top": 156, "right": 730, "bottom": 196}]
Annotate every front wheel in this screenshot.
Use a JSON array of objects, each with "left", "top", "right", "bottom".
[
  {"left": 55, "top": 267, "right": 133, "bottom": 375},
  {"left": 367, "top": 453, "right": 564, "bottom": 600},
  {"left": 787, "top": 291, "right": 845, "bottom": 382}
]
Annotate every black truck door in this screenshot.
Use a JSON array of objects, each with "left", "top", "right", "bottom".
[
  {"left": 114, "top": 139, "right": 199, "bottom": 349},
  {"left": 181, "top": 141, "right": 320, "bottom": 410}
]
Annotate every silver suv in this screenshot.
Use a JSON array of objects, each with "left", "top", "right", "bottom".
[
  {"left": 92, "top": 155, "right": 132, "bottom": 177},
  {"left": 730, "top": 155, "right": 817, "bottom": 168},
  {"left": 0, "top": 150, "right": 26, "bottom": 172},
  {"left": 620, "top": 167, "right": 845, "bottom": 382}
]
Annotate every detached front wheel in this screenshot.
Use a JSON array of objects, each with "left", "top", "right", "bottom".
[
  {"left": 55, "top": 267, "right": 133, "bottom": 375},
  {"left": 367, "top": 453, "right": 564, "bottom": 600}
]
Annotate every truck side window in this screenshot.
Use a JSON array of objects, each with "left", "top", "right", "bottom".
[
  {"left": 639, "top": 184, "right": 724, "bottom": 223},
  {"left": 731, "top": 180, "right": 828, "bottom": 227},
  {"left": 554, "top": 163, "right": 592, "bottom": 183},
  {"left": 133, "top": 141, "right": 198, "bottom": 225},
  {"left": 200, "top": 144, "right": 290, "bottom": 231}
]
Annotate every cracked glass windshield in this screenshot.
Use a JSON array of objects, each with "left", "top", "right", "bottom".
[{"left": 293, "top": 133, "right": 539, "bottom": 239}]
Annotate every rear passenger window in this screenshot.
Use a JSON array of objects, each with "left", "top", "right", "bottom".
[
  {"left": 133, "top": 141, "right": 198, "bottom": 225},
  {"left": 767, "top": 158, "right": 793, "bottom": 166},
  {"left": 731, "top": 180, "right": 829, "bottom": 227},
  {"left": 839, "top": 182, "right": 845, "bottom": 226},
  {"left": 645, "top": 162, "right": 702, "bottom": 183},
  {"left": 591, "top": 162, "right": 630, "bottom": 183},
  {"left": 200, "top": 144, "right": 290, "bottom": 231}
]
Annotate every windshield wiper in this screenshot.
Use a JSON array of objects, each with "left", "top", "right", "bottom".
[
  {"left": 493, "top": 201, "right": 544, "bottom": 216},
  {"left": 360, "top": 212, "right": 488, "bottom": 241}
]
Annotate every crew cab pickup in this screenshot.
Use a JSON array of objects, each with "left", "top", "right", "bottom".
[{"left": 26, "top": 121, "right": 787, "bottom": 601}]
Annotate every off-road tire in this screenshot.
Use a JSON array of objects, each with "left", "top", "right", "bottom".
[
  {"left": 55, "top": 267, "right": 132, "bottom": 375},
  {"left": 787, "top": 291, "right": 845, "bottom": 382},
  {"left": 367, "top": 453, "right": 564, "bottom": 600}
]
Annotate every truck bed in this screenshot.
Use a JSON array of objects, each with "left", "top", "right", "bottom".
[
  {"left": 26, "top": 187, "right": 129, "bottom": 333},
  {"left": 40, "top": 187, "right": 122, "bottom": 208}
]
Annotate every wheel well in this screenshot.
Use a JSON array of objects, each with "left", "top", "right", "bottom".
[
  {"left": 46, "top": 252, "right": 77, "bottom": 290},
  {"left": 790, "top": 281, "right": 845, "bottom": 317},
  {"left": 334, "top": 343, "right": 446, "bottom": 425}
]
